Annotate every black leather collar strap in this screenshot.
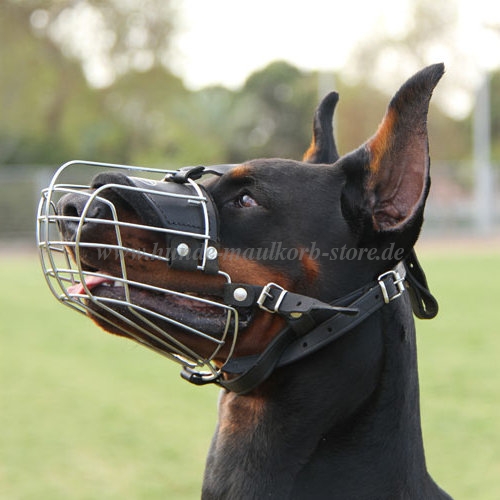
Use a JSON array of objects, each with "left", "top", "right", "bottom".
[
  {"left": 279, "top": 267, "right": 406, "bottom": 367},
  {"left": 219, "top": 255, "right": 438, "bottom": 395},
  {"left": 220, "top": 264, "right": 408, "bottom": 394}
]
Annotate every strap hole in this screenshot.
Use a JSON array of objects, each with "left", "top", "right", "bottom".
[
  {"left": 327, "top": 327, "right": 332, "bottom": 333},
  {"left": 302, "top": 342, "right": 308, "bottom": 348}
]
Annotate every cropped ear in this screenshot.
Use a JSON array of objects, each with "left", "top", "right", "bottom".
[
  {"left": 343, "top": 64, "right": 444, "bottom": 234},
  {"left": 303, "top": 92, "right": 340, "bottom": 164}
]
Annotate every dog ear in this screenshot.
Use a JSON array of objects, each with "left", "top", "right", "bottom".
[
  {"left": 303, "top": 92, "right": 340, "bottom": 164},
  {"left": 342, "top": 64, "right": 444, "bottom": 235}
]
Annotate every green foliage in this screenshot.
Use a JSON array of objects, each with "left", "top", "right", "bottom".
[
  {"left": 0, "top": 1, "right": 479, "bottom": 171},
  {"left": 491, "top": 72, "right": 500, "bottom": 162},
  {"left": 1, "top": 251, "right": 499, "bottom": 499},
  {"left": 229, "top": 61, "right": 318, "bottom": 161}
]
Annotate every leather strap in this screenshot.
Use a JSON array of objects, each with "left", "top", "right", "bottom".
[
  {"left": 278, "top": 269, "right": 405, "bottom": 366},
  {"left": 220, "top": 328, "right": 298, "bottom": 394},
  {"left": 168, "top": 164, "right": 238, "bottom": 182},
  {"left": 224, "top": 282, "right": 358, "bottom": 316},
  {"left": 220, "top": 266, "right": 407, "bottom": 394},
  {"left": 404, "top": 249, "right": 439, "bottom": 319}
]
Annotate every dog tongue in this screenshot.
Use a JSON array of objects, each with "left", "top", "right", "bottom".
[{"left": 67, "top": 275, "right": 112, "bottom": 295}]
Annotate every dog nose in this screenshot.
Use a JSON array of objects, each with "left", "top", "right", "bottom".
[
  {"left": 57, "top": 192, "right": 109, "bottom": 220},
  {"left": 56, "top": 192, "right": 111, "bottom": 240}
]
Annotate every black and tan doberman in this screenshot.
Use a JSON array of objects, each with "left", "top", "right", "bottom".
[{"left": 49, "top": 63, "right": 452, "bottom": 499}]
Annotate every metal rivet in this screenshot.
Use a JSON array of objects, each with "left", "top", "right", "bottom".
[
  {"left": 233, "top": 287, "right": 248, "bottom": 302},
  {"left": 206, "top": 246, "right": 218, "bottom": 260},
  {"left": 176, "top": 242, "right": 190, "bottom": 257}
]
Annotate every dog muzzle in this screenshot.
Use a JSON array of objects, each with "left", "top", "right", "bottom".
[
  {"left": 37, "top": 161, "right": 437, "bottom": 394},
  {"left": 37, "top": 160, "right": 240, "bottom": 383}
]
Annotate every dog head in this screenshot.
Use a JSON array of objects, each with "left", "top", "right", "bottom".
[{"left": 39, "top": 63, "right": 444, "bottom": 385}]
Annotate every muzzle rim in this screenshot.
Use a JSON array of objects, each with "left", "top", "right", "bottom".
[{"left": 36, "top": 160, "right": 241, "bottom": 381}]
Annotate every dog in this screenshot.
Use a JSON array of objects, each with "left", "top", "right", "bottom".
[{"left": 39, "top": 63, "right": 452, "bottom": 499}]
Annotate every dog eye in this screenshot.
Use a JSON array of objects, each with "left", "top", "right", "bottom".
[{"left": 235, "top": 193, "right": 259, "bottom": 208}]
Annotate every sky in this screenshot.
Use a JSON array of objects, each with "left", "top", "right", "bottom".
[
  {"left": 172, "top": 0, "right": 411, "bottom": 89},
  {"left": 171, "top": 0, "right": 500, "bottom": 118},
  {"left": 39, "top": 0, "right": 500, "bottom": 119}
]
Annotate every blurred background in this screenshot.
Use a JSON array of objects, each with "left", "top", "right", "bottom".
[
  {"left": 1, "top": 0, "right": 500, "bottom": 242},
  {"left": 1, "top": 1, "right": 499, "bottom": 499}
]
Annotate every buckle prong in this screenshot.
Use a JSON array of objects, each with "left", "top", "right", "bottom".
[
  {"left": 378, "top": 270, "right": 405, "bottom": 304},
  {"left": 257, "top": 283, "right": 287, "bottom": 313}
]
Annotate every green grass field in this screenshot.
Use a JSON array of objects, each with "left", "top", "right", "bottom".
[{"left": 1, "top": 247, "right": 499, "bottom": 499}]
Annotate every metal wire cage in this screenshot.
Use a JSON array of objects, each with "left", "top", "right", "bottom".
[{"left": 36, "top": 160, "right": 239, "bottom": 382}]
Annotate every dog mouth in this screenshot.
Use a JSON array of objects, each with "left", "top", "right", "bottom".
[
  {"left": 67, "top": 272, "right": 254, "bottom": 355},
  {"left": 49, "top": 168, "right": 258, "bottom": 364}
]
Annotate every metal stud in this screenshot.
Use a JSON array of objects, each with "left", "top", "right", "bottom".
[
  {"left": 233, "top": 287, "right": 248, "bottom": 302},
  {"left": 206, "top": 246, "right": 218, "bottom": 260},
  {"left": 176, "top": 242, "right": 190, "bottom": 257}
]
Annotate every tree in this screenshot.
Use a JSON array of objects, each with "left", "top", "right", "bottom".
[
  {"left": 0, "top": 0, "right": 178, "bottom": 165},
  {"left": 0, "top": 2, "right": 87, "bottom": 163},
  {"left": 228, "top": 61, "right": 318, "bottom": 161},
  {"left": 24, "top": 0, "right": 177, "bottom": 87}
]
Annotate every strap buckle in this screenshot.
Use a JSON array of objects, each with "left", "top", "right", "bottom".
[
  {"left": 378, "top": 269, "right": 405, "bottom": 304},
  {"left": 257, "top": 282, "right": 287, "bottom": 313},
  {"left": 167, "top": 165, "right": 206, "bottom": 183}
]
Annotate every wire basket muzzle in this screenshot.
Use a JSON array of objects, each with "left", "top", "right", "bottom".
[{"left": 36, "top": 161, "right": 239, "bottom": 381}]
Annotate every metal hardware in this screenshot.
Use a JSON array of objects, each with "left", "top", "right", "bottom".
[
  {"left": 233, "top": 287, "right": 248, "bottom": 302},
  {"left": 378, "top": 269, "right": 405, "bottom": 304},
  {"left": 176, "top": 242, "right": 190, "bottom": 257},
  {"left": 206, "top": 246, "right": 218, "bottom": 260},
  {"left": 257, "top": 282, "right": 287, "bottom": 313},
  {"left": 169, "top": 165, "right": 206, "bottom": 183}
]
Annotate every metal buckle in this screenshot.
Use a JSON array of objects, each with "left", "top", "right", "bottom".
[
  {"left": 257, "top": 282, "right": 287, "bottom": 314},
  {"left": 378, "top": 269, "right": 405, "bottom": 304}
]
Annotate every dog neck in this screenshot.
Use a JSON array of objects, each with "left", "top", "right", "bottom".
[{"left": 201, "top": 295, "right": 449, "bottom": 499}]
